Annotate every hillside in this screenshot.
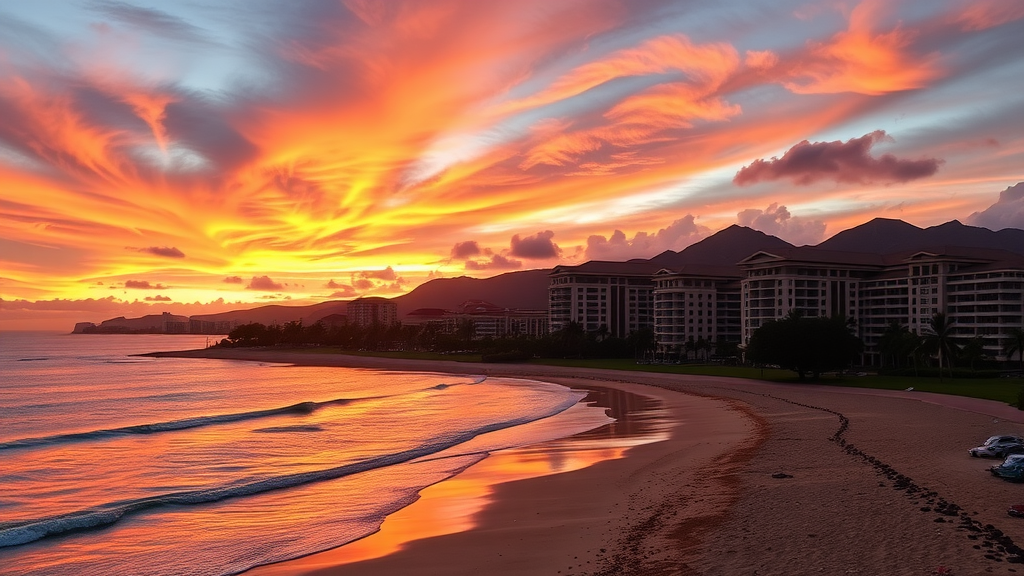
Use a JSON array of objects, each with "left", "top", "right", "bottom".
[
  {"left": 190, "top": 302, "right": 346, "bottom": 326},
  {"left": 71, "top": 218, "right": 1024, "bottom": 331},
  {"left": 647, "top": 225, "right": 795, "bottom": 269},
  {"left": 392, "top": 268, "right": 551, "bottom": 315},
  {"left": 817, "top": 218, "right": 1024, "bottom": 255}
]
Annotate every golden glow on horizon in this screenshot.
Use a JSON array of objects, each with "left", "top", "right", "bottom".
[{"left": 1, "top": 0, "right": 1023, "bottom": 329}]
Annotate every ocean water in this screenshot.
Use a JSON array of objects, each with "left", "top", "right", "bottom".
[{"left": 0, "top": 333, "right": 620, "bottom": 576}]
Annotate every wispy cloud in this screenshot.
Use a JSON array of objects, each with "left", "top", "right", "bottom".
[{"left": 0, "top": 0, "right": 1022, "bottom": 313}]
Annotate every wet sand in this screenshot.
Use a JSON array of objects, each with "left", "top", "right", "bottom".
[{"left": 151, "top": 349, "right": 1024, "bottom": 575}]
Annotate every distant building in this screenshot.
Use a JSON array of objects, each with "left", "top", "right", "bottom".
[
  {"left": 735, "top": 246, "right": 1024, "bottom": 365},
  {"left": 347, "top": 297, "right": 398, "bottom": 327},
  {"left": 550, "top": 245, "right": 1024, "bottom": 366},
  {"left": 548, "top": 261, "right": 657, "bottom": 338},
  {"left": 404, "top": 301, "right": 548, "bottom": 339},
  {"left": 457, "top": 300, "right": 548, "bottom": 339},
  {"left": 652, "top": 265, "right": 742, "bottom": 356},
  {"left": 403, "top": 308, "right": 458, "bottom": 333},
  {"left": 188, "top": 319, "right": 235, "bottom": 334}
]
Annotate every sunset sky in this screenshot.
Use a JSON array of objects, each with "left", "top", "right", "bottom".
[{"left": 2, "top": 0, "right": 1023, "bottom": 330}]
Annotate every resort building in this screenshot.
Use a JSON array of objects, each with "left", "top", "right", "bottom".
[
  {"left": 735, "top": 248, "right": 882, "bottom": 342},
  {"left": 188, "top": 319, "right": 238, "bottom": 334},
  {"left": 346, "top": 297, "right": 399, "bottom": 327},
  {"left": 403, "top": 301, "right": 549, "bottom": 339},
  {"left": 735, "top": 246, "right": 1024, "bottom": 365},
  {"left": 458, "top": 300, "right": 549, "bottom": 339},
  {"left": 551, "top": 245, "right": 1024, "bottom": 366},
  {"left": 548, "top": 261, "right": 658, "bottom": 338},
  {"left": 652, "top": 265, "right": 742, "bottom": 357}
]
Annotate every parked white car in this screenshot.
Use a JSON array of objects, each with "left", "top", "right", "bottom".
[{"left": 970, "top": 435, "right": 1024, "bottom": 458}]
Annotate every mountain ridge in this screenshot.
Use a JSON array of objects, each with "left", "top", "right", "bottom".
[{"left": 71, "top": 218, "right": 1024, "bottom": 331}]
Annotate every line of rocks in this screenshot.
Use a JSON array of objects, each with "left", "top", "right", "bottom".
[{"left": 758, "top": 391, "right": 1024, "bottom": 566}]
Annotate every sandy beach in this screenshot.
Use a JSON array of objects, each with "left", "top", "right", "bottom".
[{"left": 153, "top": 349, "right": 1024, "bottom": 575}]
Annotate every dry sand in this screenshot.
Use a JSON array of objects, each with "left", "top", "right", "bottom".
[{"left": 154, "top": 349, "right": 1024, "bottom": 575}]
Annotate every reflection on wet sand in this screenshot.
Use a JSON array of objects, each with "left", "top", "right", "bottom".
[{"left": 248, "top": 385, "right": 671, "bottom": 575}]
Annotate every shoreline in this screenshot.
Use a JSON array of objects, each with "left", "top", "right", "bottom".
[
  {"left": 247, "top": 378, "right": 763, "bottom": 576},
  {"left": 154, "top": 348, "right": 1024, "bottom": 574}
]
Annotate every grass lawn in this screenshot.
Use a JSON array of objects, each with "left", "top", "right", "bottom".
[
  {"left": 298, "top": 347, "right": 483, "bottom": 363},
  {"left": 269, "top": 347, "right": 1024, "bottom": 408},
  {"left": 529, "top": 358, "right": 1024, "bottom": 406}
]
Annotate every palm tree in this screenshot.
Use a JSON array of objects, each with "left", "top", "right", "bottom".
[
  {"left": 1005, "top": 327, "right": 1024, "bottom": 374},
  {"left": 684, "top": 337, "right": 697, "bottom": 361},
  {"left": 878, "top": 320, "right": 909, "bottom": 368},
  {"left": 923, "top": 312, "right": 958, "bottom": 380},
  {"left": 696, "top": 337, "right": 711, "bottom": 362},
  {"left": 959, "top": 336, "right": 987, "bottom": 373}
]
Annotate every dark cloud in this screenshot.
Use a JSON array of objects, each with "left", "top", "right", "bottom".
[
  {"left": 357, "top": 266, "right": 398, "bottom": 281},
  {"left": 967, "top": 182, "right": 1024, "bottom": 231},
  {"left": 353, "top": 278, "right": 375, "bottom": 290},
  {"left": 451, "top": 241, "right": 482, "bottom": 259},
  {"left": 510, "top": 230, "right": 560, "bottom": 259},
  {"left": 246, "top": 275, "right": 284, "bottom": 291},
  {"left": 223, "top": 276, "right": 243, "bottom": 284},
  {"left": 465, "top": 254, "right": 522, "bottom": 270},
  {"left": 737, "top": 203, "right": 826, "bottom": 246},
  {"left": 585, "top": 215, "right": 710, "bottom": 260},
  {"left": 144, "top": 295, "right": 172, "bottom": 302},
  {"left": 734, "top": 131, "right": 941, "bottom": 186},
  {"left": 93, "top": 1, "right": 216, "bottom": 45},
  {"left": 328, "top": 286, "right": 357, "bottom": 298},
  {"left": 163, "top": 93, "right": 260, "bottom": 173},
  {"left": 125, "top": 280, "right": 167, "bottom": 290},
  {"left": 140, "top": 246, "right": 185, "bottom": 258}
]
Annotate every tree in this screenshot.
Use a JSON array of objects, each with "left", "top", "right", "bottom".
[
  {"left": 878, "top": 320, "right": 909, "bottom": 368},
  {"left": 695, "top": 337, "right": 711, "bottom": 362},
  {"left": 1005, "top": 327, "right": 1024, "bottom": 374},
  {"left": 456, "top": 318, "right": 476, "bottom": 344},
  {"left": 922, "top": 312, "right": 958, "bottom": 380},
  {"left": 626, "top": 327, "right": 656, "bottom": 361},
  {"left": 959, "top": 336, "right": 988, "bottom": 373},
  {"left": 684, "top": 337, "right": 697, "bottom": 360},
  {"left": 224, "top": 322, "right": 281, "bottom": 347},
  {"left": 712, "top": 338, "right": 740, "bottom": 361},
  {"left": 746, "top": 313, "right": 863, "bottom": 380}
]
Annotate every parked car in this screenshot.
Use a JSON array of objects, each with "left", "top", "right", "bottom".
[
  {"left": 991, "top": 454, "right": 1024, "bottom": 481},
  {"left": 1009, "top": 505, "right": 1024, "bottom": 518},
  {"left": 969, "top": 435, "right": 1024, "bottom": 457}
]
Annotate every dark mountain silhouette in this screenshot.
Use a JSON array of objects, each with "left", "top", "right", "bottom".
[
  {"left": 189, "top": 302, "right": 347, "bottom": 327},
  {"left": 392, "top": 269, "right": 551, "bottom": 315},
  {"left": 644, "top": 225, "right": 795, "bottom": 268},
  {"left": 178, "top": 270, "right": 552, "bottom": 328},
  {"left": 817, "top": 218, "right": 1024, "bottom": 256},
  {"left": 72, "top": 219, "right": 1024, "bottom": 332}
]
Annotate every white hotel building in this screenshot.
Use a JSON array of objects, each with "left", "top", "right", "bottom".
[{"left": 549, "top": 246, "right": 1024, "bottom": 366}]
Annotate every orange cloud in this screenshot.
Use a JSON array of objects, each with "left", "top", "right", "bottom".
[
  {"left": 783, "top": 0, "right": 944, "bottom": 95},
  {"left": 499, "top": 34, "right": 739, "bottom": 114},
  {"left": 122, "top": 91, "right": 178, "bottom": 154},
  {"left": 1, "top": 0, "right": 1021, "bottom": 315},
  {"left": 951, "top": 0, "right": 1024, "bottom": 32}
]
